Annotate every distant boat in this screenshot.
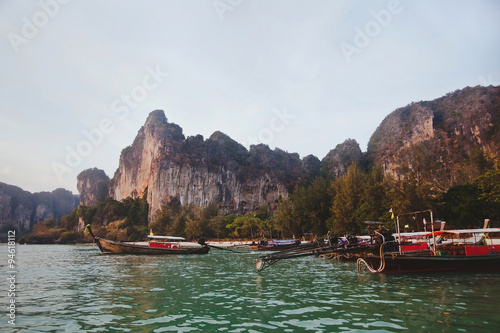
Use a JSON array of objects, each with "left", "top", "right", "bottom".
[
  {"left": 251, "top": 239, "right": 302, "bottom": 251},
  {"left": 85, "top": 225, "right": 210, "bottom": 255}
]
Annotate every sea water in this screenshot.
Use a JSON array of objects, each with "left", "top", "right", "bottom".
[{"left": 1, "top": 245, "right": 500, "bottom": 332}]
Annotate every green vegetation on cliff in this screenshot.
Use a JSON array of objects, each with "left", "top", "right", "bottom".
[
  {"left": 21, "top": 193, "right": 149, "bottom": 244},
  {"left": 275, "top": 163, "right": 500, "bottom": 237}
]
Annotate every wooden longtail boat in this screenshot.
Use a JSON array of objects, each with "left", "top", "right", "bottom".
[
  {"left": 255, "top": 215, "right": 500, "bottom": 273},
  {"left": 85, "top": 225, "right": 210, "bottom": 255},
  {"left": 358, "top": 249, "right": 500, "bottom": 274},
  {"left": 357, "top": 223, "right": 500, "bottom": 273},
  {"left": 251, "top": 239, "right": 303, "bottom": 251}
]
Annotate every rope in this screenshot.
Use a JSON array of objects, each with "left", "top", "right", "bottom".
[
  {"left": 357, "top": 243, "right": 386, "bottom": 273},
  {"left": 357, "top": 231, "right": 387, "bottom": 273}
]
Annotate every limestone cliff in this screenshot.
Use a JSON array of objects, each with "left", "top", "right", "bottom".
[
  {"left": 77, "top": 168, "right": 110, "bottom": 206},
  {"left": 0, "top": 183, "right": 78, "bottom": 232},
  {"left": 368, "top": 86, "right": 500, "bottom": 191},
  {"left": 108, "top": 110, "right": 305, "bottom": 220},
  {"left": 321, "top": 139, "right": 363, "bottom": 178},
  {"left": 86, "top": 86, "right": 499, "bottom": 221}
]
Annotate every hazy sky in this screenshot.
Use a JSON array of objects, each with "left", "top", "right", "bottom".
[{"left": 1, "top": 0, "right": 499, "bottom": 194}]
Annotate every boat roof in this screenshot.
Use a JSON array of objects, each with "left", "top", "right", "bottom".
[
  {"left": 147, "top": 235, "right": 186, "bottom": 240},
  {"left": 396, "top": 228, "right": 500, "bottom": 238}
]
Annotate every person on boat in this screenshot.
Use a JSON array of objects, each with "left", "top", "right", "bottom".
[
  {"left": 372, "top": 225, "right": 396, "bottom": 252},
  {"left": 380, "top": 226, "right": 397, "bottom": 251},
  {"left": 328, "top": 235, "right": 339, "bottom": 247}
]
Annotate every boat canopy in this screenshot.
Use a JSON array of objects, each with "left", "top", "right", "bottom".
[
  {"left": 147, "top": 235, "right": 186, "bottom": 241},
  {"left": 396, "top": 227, "right": 500, "bottom": 238}
]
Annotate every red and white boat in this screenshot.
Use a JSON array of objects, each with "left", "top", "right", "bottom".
[
  {"left": 358, "top": 227, "right": 500, "bottom": 273},
  {"left": 85, "top": 225, "right": 210, "bottom": 255}
]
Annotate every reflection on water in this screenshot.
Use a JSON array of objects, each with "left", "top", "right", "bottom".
[{"left": 2, "top": 245, "right": 500, "bottom": 332}]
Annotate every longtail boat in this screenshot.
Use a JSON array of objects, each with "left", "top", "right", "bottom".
[
  {"left": 85, "top": 225, "right": 210, "bottom": 255},
  {"left": 356, "top": 211, "right": 500, "bottom": 273},
  {"left": 251, "top": 239, "right": 303, "bottom": 251},
  {"left": 255, "top": 215, "right": 500, "bottom": 274},
  {"left": 357, "top": 227, "right": 500, "bottom": 273}
]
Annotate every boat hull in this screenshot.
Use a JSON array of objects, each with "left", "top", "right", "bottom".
[
  {"left": 362, "top": 253, "right": 500, "bottom": 273},
  {"left": 95, "top": 238, "right": 210, "bottom": 255}
]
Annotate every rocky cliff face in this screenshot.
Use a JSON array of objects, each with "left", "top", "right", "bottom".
[
  {"left": 368, "top": 86, "right": 500, "bottom": 191},
  {"left": 321, "top": 139, "right": 363, "bottom": 178},
  {"left": 77, "top": 168, "right": 110, "bottom": 206},
  {"left": 81, "top": 86, "right": 499, "bottom": 221},
  {"left": 144, "top": 161, "right": 288, "bottom": 220},
  {"left": 0, "top": 183, "right": 78, "bottom": 231},
  {"left": 108, "top": 110, "right": 305, "bottom": 220}
]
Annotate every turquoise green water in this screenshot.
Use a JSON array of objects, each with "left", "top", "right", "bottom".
[{"left": 1, "top": 245, "right": 500, "bottom": 332}]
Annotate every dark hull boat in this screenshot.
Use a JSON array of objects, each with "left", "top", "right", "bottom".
[
  {"left": 85, "top": 225, "right": 210, "bottom": 255},
  {"left": 359, "top": 250, "right": 500, "bottom": 274},
  {"left": 251, "top": 239, "right": 303, "bottom": 251},
  {"left": 94, "top": 238, "right": 210, "bottom": 255},
  {"left": 357, "top": 226, "right": 500, "bottom": 273},
  {"left": 254, "top": 213, "right": 500, "bottom": 274}
]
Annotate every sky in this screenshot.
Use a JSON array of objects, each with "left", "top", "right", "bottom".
[{"left": 1, "top": 0, "right": 499, "bottom": 194}]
